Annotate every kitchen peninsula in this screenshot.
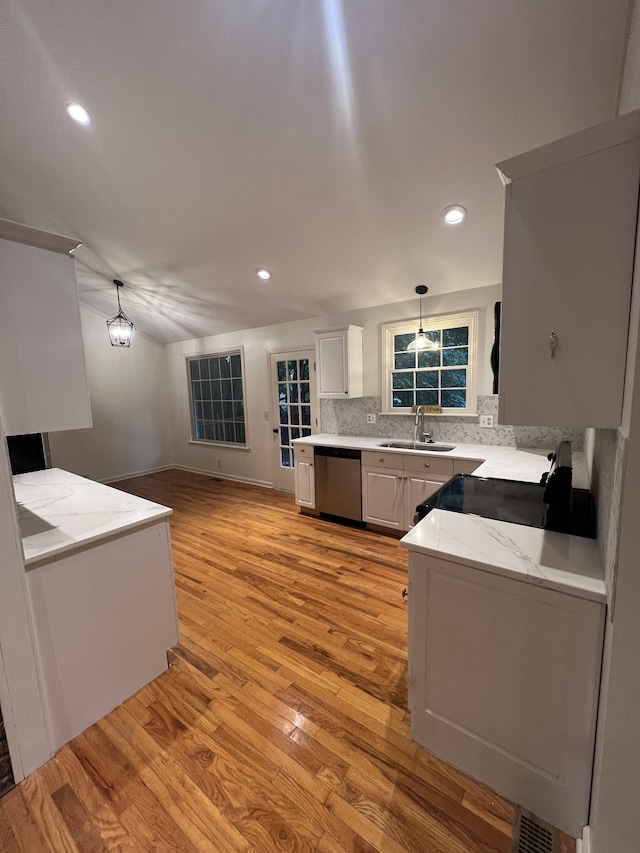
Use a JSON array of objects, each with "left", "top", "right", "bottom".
[
  {"left": 14, "top": 468, "right": 179, "bottom": 753},
  {"left": 294, "top": 433, "right": 605, "bottom": 836}
]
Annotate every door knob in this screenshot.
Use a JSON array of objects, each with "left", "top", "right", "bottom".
[{"left": 272, "top": 428, "right": 278, "bottom": 433}]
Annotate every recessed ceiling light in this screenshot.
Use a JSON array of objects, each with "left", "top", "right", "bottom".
[
  {"left": 256, "top": 268, "right": 271, "bottom": 280},
  {"left": 442, "top": 205, "right": 466, "bottom": 225},
  {"left": 66, "top": 102, "right": 91, "bottom": 126}
]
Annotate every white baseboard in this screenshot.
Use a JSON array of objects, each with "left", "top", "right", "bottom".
[
  {"left": 174, "top": 464, "right": 273, "bottom": 490},
  {"left": 102, "top": 464, "right": 174, "bottom": 484},
  {"left": 576, "top": 825, "right": 590, "bottom": 853}
]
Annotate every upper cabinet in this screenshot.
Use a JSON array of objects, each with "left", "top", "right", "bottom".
[
  {"left": 314, "top": 325, "right": 364, "bottom": 398},
  {"left": 496, "top": 111, "right": 640, "bottom": 428},
  {"left": 0, "top": 222, "right": 92, "bottom": 436}
]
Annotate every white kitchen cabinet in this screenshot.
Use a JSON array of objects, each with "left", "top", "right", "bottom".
[
  {"left": 496, "top": 112, "right": 640, "bottom": 428},
  {"left": 0, "top": 226, "right": 92, "bottom": 435},
  {"left": 362, "top": 451, "right": 453, "bottom": 531},
  {"left": 408, "top": 552, "right": 605, "bottom": 837},
  {"left": 294, "top": 444, "right": 315, "bottom": 508},
  {"left": 27, "top": 519, "right": 178, "bottom": 752},
  {"left": 362, "top": 465, "right": 404, "bottom": 529},
  {"left": 404, "top": 472, "right": 450, "bottom": 527},
  {"left": 314, "top": 325, "right": 363, "bottom": 398},
  {"left": 16, "top": 469, "right": 179, "bottom": 754}
]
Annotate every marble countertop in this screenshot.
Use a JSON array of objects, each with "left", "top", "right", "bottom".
[
  {"left": 292, "top": 433, "right": 589, "bottom": 488},
  {"left": 13, "top": 468, "right": 172, "bottom": 567},
  {"left": 293, "top": 433, "right": 603, "bottom": 601},
  {"left": 401, "top": 509, "right": 605, "bottom": 603}
]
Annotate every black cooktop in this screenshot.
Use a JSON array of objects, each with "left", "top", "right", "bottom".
[
  {"left": 415, "top": 474, "right": 596, "bottom": 539},
  {"left": 419, "top": 474, "right": 548, "bottom": 527}
]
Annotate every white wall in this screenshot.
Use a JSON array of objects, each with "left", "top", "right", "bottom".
[
  {"left": 587, "top": 8, "right": 640, "bottom": 849},
  {"left": 165, "top": 284, "right": 501, "bottom": 484},
  {"left": 589, "top": 299, "right": 640, "bottom": 853},
  {"left": 48, "top": 306, "right": 174, "bottom": 482}
]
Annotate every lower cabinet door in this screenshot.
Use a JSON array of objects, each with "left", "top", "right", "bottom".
[
  {"left": 408, "top": 552, "right": 605, "bottom": 837},
  {"left": 404, "top": 474, "right": 450, "bottom": 529},
  {"left": 362, "top": 466, "right": 403, "bottom": 529},
  {"left": 294, "top": 459, "right": 315, "bottom": 508}
]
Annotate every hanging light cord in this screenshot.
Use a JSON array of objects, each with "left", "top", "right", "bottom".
[
  {"left": 113, "top": 280, "right": 133, "bottom": 324},
  {"left": 417, "top": 286, "right": 425, "bottom": 330},
  {"left": 407, "top": 284, "right": 431, "bottom": 351}
]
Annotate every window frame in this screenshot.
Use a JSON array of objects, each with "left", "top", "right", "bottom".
[
  {"left": 381, "top": 311, "right": 478, "bottom": 415},
  {"left": 186, "top": 347, "right": 249, "bottom": 447}
]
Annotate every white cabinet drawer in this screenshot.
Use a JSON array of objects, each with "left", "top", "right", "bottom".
[
  {"left": 402, "top": 454, "right": 454, "bottom": 476},
  {"left": 362, "top": 450, "right": 404, "bottom": 469},
  {"left": 294, "top": 445, "right": 313, "bottom": 459}
]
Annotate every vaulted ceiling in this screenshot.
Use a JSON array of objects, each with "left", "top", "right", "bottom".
[{"left": 0, "top": 1, "right": 632, "bottom": 343}]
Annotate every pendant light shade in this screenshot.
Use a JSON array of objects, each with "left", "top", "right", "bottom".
[
  {"left": 407, "top": 284, "right": 437, "bottom": 351},
  {"left": 106, "top": 279, "right": 135, "bottom": 347}
]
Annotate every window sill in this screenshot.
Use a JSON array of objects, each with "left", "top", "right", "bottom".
[
  {"left": 379, "top": 412, "right": 479, "bottom": 419},
  {"left": 188, "top": 440, "right": 251, "bottom": 451}
]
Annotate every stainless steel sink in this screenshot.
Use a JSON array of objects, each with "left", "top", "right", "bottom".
[{"left": 378, "top": 441, "right": 455, "bottom": 453}]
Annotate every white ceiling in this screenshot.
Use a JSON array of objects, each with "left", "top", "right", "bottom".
[{"left": 0, "top": 0, "right": 632, "bottom": 344}]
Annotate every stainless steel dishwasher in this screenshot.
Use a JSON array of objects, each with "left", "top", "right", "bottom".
[{"left": 314, "top": 446, "right": 362, "bottom": 521}]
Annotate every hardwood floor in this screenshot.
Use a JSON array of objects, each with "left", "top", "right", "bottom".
[{"left": 0, "top": 469, "right": 576, "bottom": 852}]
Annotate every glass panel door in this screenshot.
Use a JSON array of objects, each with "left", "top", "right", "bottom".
[{"left": 270, "top": 350, "right": 317, "bottom": 491}]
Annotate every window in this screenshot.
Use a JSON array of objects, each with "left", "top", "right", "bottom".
[
  {"left": 381, "top": 312, "right": 478, "bottom": 415},
  {"left": 188, "top": 351, "right": 247, "bottom": 445}
]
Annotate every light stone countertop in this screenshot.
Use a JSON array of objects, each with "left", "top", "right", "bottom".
[
  {"left": 401, "top": 509, "right": 605, "bottom": 603},
  {"left": 292, "top": 433, "right": 604, "bottom": 602},
  {"left": 292, "top": 433, "right": 589, "bottom": 488},
  {"left": 14, "top": 468, "right": 172, "bottom": 567}
]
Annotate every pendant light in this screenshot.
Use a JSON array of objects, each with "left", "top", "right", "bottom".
[
  {"left": 407, "top": 284, "right": 437, "bottom": 351},
  {"left": 106, "top": 279, "right": 135, "bottom": 347}
]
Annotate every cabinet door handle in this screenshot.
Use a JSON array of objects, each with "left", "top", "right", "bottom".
[
  {"left": 424, "top": 462, "right": 430, "bottom": 468},
  {"left": 378, "top": 457, "right": 384, "bottom": 463},
  {"left": 549, "top": 330, "right": 558, "bottom": 359}
]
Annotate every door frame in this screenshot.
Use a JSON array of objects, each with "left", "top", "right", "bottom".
[{"left": 268, "top": 347, "right": 318, "bottom": 491}]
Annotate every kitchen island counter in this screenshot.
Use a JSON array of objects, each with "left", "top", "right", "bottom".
[
  {"left": 13, "top": 468, "right": 179, "bottom": 754},
  {"left": 14, "top": 468, "right": 172, "bottom": 566}
]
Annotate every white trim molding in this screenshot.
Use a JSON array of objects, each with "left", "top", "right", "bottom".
[{"left": 576, "top": 825, "right": 590, "bottom": 853}]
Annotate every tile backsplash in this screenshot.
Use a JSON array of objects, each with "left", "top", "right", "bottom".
[
  {"left": 590, "top": 427, "right": 626, "bottom": 606},
  {"left": 320, "top": 395, "right": 584, "bottom": 450}
]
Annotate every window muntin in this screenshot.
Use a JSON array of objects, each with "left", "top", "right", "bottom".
[
  {"left": 382, "top": 313, "right": 478, "bottom": 415},
  {"left": 188, "top": 351, "right": 247, "bottom": 445}
]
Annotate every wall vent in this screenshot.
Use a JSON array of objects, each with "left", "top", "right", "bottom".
[{"left": 511, "top": 807, "right": 560, "bottom": 853}]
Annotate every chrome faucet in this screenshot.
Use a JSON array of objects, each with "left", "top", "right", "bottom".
[{"left": 414, "top": 405, "right": 432, "bottom": 443}]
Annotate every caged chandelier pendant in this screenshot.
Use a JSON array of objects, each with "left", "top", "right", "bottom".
[
  {"left": 407, "top": 284, "right": 438, "bottom": 351},
  {"left": 106, "top": 279, "right": 135, "bottom": 347}
]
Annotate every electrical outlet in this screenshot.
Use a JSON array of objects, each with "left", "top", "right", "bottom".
[
  {"left": 217, "top": 459, "right": 222, "bottom": 468},
  {"left": 367, "top": 413, "right": 377, "bottom": 424},
  {"left": 479, "top": 415, "right": 494, "bottom": 428}
]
